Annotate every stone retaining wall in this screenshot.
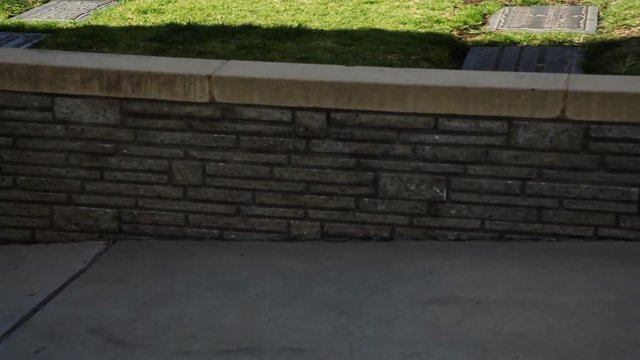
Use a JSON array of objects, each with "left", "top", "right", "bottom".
[
  {"left": 0, "top": 48, "right": 639, "bottom": 242},
  {"left": 1, "top": 91, "right": 639, "bottom": 242}
]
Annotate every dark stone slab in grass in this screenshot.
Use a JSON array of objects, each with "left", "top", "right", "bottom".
[
  {"left": 487, "top": 6, "right": 598, "bottom": 33},
  {"left": 12, "top": 0, "right": 116, "bottom": 21},
  {"left": 462, "top": 46, "right": 583, "bottom": 74},
  {"left": 0, "top": 32, "right": 47, "bottom": 48}
]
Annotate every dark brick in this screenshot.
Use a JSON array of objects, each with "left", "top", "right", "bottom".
[
  {"left": 16, "top": 177, "right": 81, "bottom": 192},
  {"left": 274, "top": 168, "right": 373, "bottom": 185},
  {"left": 589, "top": 142, "right": 640, "bottom": 155},
  {"left": 542, "top": 209, "right": 615, "bottom": 226},
  {"left": 0, "top": 92, "right": 52, "bottom": 108},
  {"left": 0, "top": 190, "right": 67, "bottom": 203},
  {"left": 435, "top": 203, "right": 536, "bottom": 221},
  {"left": 72, "top": 195, "right": 136, "bottom": 207},
  {"left": 0, "top": 122, "right": 65, "bottom": 136},
  {"left": 620, "top": 215, "right": 640, "bottom": 230},
  {"left": 438, "top": 118, "right": 508, "bottom": 133},
  {"left": 605, "top": 156, "right": 640, "bottom": 170},
  {"left": 485, "top": 221, "right": 594, "bottom": 237},
  {"left": 122, "top": 210, "right": 185, "bottom": 226},
  {"left": 590, "top": 125, "right": 640, "bottom": 140},
  {"left": 309, "top": 210, "right": 409, "bottom": 225},
  {"left": 413, "top": 217, "right": 481, "bottom": 229},
  {"left": 0, "top": 110, "right": 53, "bottom": 122},
  {"left": 324, "top": 222, "right": 391, "bottom": 240},
  {"left": 35, "top": 231, "right": 115, "bottom": 242},
  {"left": 416, "top": 146, "right": 487, "bottom": 162},
  {"left": 187, "top": 188, "right": 252, "bottom": 203},
  {"left": 0, "top": 137, "right": 12, "bottom": 147},
  {"left": 359, "top": 160, "right": 465, "bottom": 174},
  {"left": 290, "top": 221, "right": 321, "bottom": 240},
  {"left": 489, "top": 150, "right": 600, "bottom": 169},
  {"left": 256, "top": 193, "right": 354, "bottom": 209},
  {"left": 54, "top": 98, "right": 120, "bottom": 124},
  {"left": 69, "top": 155, "right": 168, "bottom": 171},
  {"left": 86, "top": 182, "right": 183, "bottom": 199},
  {"left": 451, "top": 178, "right": 521, "bottom": 195},
  {"left": 121, "top": 224, "right": 220, "bottom": 239},
  {"left": 329, "top": 128, "right": 397, "bottom": 141},
  {"left": 189, "top": 150, "right": 287, "bottom": 164},
  {"left": 379, "top": 173, "right": 447, "bottom": 200},
  {"left": 222, "top": 232, "right": 287, "bottom": 241},
  {"left": 193, "top": 121, "right": 292, "bottom": 136},
  {"left": 359, "top": 198, "right": 428, "bottom": 214},
  {"left": 564, "top": 199, "right": 637, "bottom": 213},
  {"left": 598, "top": 228, "right": 640, "bottom": 240},
  {"left": 310, "top": 140, "right": 411, "bottom": 157},
  {"left": 0, "top": 176, "right": 11, "bottom": 187},
  {"left": 330, "top": 113, "right": 434, "bottom": 129},
  {"left": 291, "top": 156, "right": 356, "bottom": 169},
  {"left": 121, "top": 145, "right": 184, "bottom": 158},
  {"left": 1, "top": 150, "right": 65, "bottom": 165},
  {"left": 190, "top": 215, "right": 288, "bottom": 232},
  {"left": 450, "top": 193, "right": 559, "bottom": 208},
  {"left": 206, "top": 163, "right": 270, "bottom": 178},
  {"left": 395, "top": 228, "right": 499, "bottom": 241},
  {"left": 467, "top": 166, "right": 538, "bottom": 179},
  {"left": 0, "top": 229, "right": 32, "bottom": 242},
  {"left": 0, "top": 165, "right": 100, "bottom": 179},
  {"left": 241, "top": 136, "right": 305, "bottom": 151},
  {"left": 123, "top": 101, "right": 222, "bottom": 118},
  {"left": 512, "top": 121, "right": 585, "bottom": 150},
  {"left": 139, "top": 199, "right": 236, "bottom": 214},
  {"left": 68, "top": 126, "right": 134, "bottom": 141},
  {"left": 542, "top": 170, "right": 640, "bottom": 185},
  {"left": 205, "top": 178, "right": 305, "bottom": 192},
  {"left": 137, "top": 131, "right": 236, "bottom": 147},
  {"left": 123, "top": 117, "right": 189, "bottom": 130},
  {"left": 172, "top": 161, "right": 203, "bottom": 185},
  {"left": 53, "top": 206, "right": 118, "bottom": 232},
  {"left": 309, "top": 184, "right": 374, "bottom": 195},
  {"left": 224, "top": 106, "right": 291, "bottom": 122},
  {"left": 400, "top": 133, "right": 506, "bottom": 145},
  {"left": 104, "top": 171, "right": 168, "bottom": 184},
  {"left": 295, "top": 111, "right": 327, "bottom": 137},
  {"left": 0, "top": 202, "right": 49, "bottom": 217},
  {"left": 526, "top": 182, "right": 638, "bottom": 202},
  {"left": 241, "top": 206, "right": 305, "bottom": 218},
  {"left": 17, "top": 139, "right": 117, "bottom": 155}
]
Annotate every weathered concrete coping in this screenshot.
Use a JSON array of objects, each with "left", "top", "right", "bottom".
[{"left": 0, "top": 48, "right": 638, "bottom": 122}]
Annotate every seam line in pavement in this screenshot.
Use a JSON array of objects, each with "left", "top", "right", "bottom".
[{"left": 0, "top": 240, "right": 116, "bottom": 343}]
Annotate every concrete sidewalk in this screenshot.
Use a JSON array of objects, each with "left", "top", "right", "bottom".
[{"left": 1, "top": 241, "right": 639, "bottom": 360}]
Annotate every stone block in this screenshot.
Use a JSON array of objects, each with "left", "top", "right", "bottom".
[
  {"left": 0, "top": 216, "right": 49, "bottom": 228},
  {"left": 274, "top": 168, "right": 373, "bottom": 185},
  {"left": 256, "top": 193, "right": 355, "bottom": 209},
  {"left": 451, "top": 178, "right": 521, "bottom": 195},
  {"left": 438, "top": 118, "right": 508, "bottom": 133},
  {"left": 308, "top": 210, "right": 409, "bottom": 225},
  {"left": 0, "top": 92, "right": 52, "bottom": 108},
  {"left": 16, "top": 177, "right": 81, "bottom": 192},
  {"left": 395, "top": 228, "right": 499, "bottom": 241},
  {"left": 68, "top": 126, "right": 134, "bottom": 141},
  {"left": 54, "top": 98, "right": 119, "bottom": 124},
  {"left": 400, "top": 133, "right": 506, "bottom": 146},
  {"left": 189, "top": 150, "right": 287, "bottom": 164},
  {"left": 449, "top": 193, "right": 559, "bottom": 208},
  {"left": 241, "top": 136, "right": 305, "bottom": 151},
  {"left": 172, "top": 161, "right": 203, "bottom": 186},
  {"left": 139, "top": 199, "right": 236, "bottom": 214},
  {"left": 295, "top": 111, "right": 327, "bottom": 137},
  {"left": 1, "top": 165, "right": 100, "bottom": 179},
  {"left": 542, "top": 209, "right": 615, "bottom": 226},
  {"left": 416, "top": 146, "right": 487, "bottom": 162},
  {"left": 17, "top": 139, "right": 117, "bottom": 155},
  {"left": 189, "top": 215, "right": 288, "bottom": 232},
  {"left": 379, "top": 173, "right": 447, "bottom": 200},
  {"left": 526, "top": 182, "right": 639, "bottom": 202},
  {"left": 121, "top": 225, "right": 221, "bottom": 239},
  {"left": 241, "top": 206, "right": 305, "bottom": 218},
  {"left": 413, "top": 217, "right": 482, "bottom": 229},
  {"left": 489, "top": 150, "right": 599, "bottom": 169},
  {"left": 0, "top": 190, "right": 67, "bottom": 203},
  {"left": 590, "top": 125, "right": 640, "bottom": 140},
  {"left": 485, "top": 221, "right": 594, "bottom": 237},
  {"left": 1, "top": 150, "right": 66, "bottom": 166},
  {"left": 512, "top": 121, "right": 585, "bottom": 150},
  {"left": 86, "top": 182, "right": 183, "bottom": 199},
  {"left": 598, "top": 228, "right": 640, "bottom": 240},
  {"left": 0, "top": 122, "right": 65, "bottom": 137},
  {"left": 435, "top": 203, "right": 537, "bottom": 221},
  {"left": 69, "top": 155, "right": 168, "bottom": 171},
  {"left": 358, "top": 198, "right": 428, "bottom": 214},
  {"left": 137, "top": 131, "right": 236, "bottom": 147},
  {"left": 291, "top": 155, "right": 356, "bottom": 169},
  {"left": 330, "top": 112, "right": 434, "bottom": 129},
  {"left": 309, "top": 184, "right": 375, "bottom": 196},
  {"left": 0, "top": 202, "right": 49, "bottom": 217},
  {"left": 467, "top": 166, "right": 538, "bottom": 178},
  {"left": 187, "top": 188, "right": 252, "bottom": 204},
  {"left": 323, "top": 222, "right": 391, "bottom": 240},
  {"left": 563, "top": 199, "right": 638, "bottom": 213},
  {"left": 620, "top": 215, "right": 640, "bottom": 230},
  {"left": 290, "top": 221, "right": 321, "bottom": 240},
  {"left": 122, "top": 210, "right": 185, "bottom": 226},
  {"left": 310, "top": 140, "right": 411, "bottom": 157},
  {"left": 205, "top": 178, "right": 305, "bottom": 192},
  {"left": 123, "top": 101, "right": 222, "bottom": 118},
  {"left": 206, "top": 163, "right": 270, "bottom": 178},
  {"left": 71, "top": 195, "right": 136, "bottom": 207},
  {"left": 605, "top": 156, "right": 640, "bottom": 170},
  {"left": 104, "top": 171, "right": 168, "bottom": 184},
  {"left": 223, "top": 106, "right": 291, "bottom": 122},
  {"left": 53, "top": 206, "right": 118, "bottom": 232}
]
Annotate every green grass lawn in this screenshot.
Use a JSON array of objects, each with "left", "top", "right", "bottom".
[{"left": 0, "top": 0, "right": 638, "bottom": 74}]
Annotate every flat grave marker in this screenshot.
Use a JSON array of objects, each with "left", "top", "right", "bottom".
[
  {"left": 487, "top": 6, "right": 599, "bottom": 33},
  {"left": 12, "top": 0, "right": 115, "bottom": 21},
  {"left": 0, "top": 32, "right": 47, "bottom": 48}
]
